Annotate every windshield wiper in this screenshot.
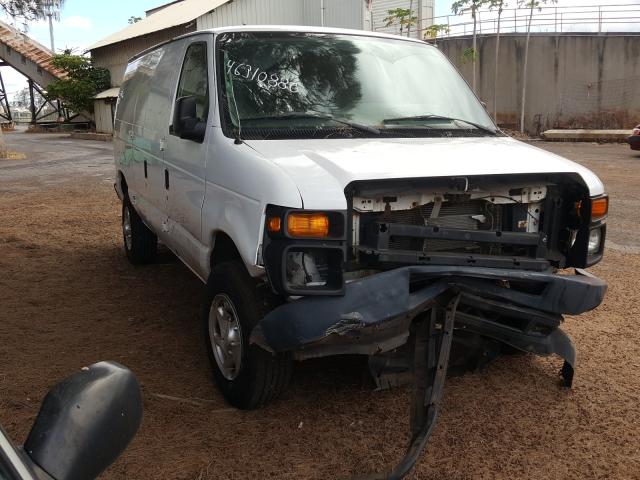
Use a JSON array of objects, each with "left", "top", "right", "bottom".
[
  {"left": 244, "top": 112, "right": 381, "bottom": 135},
  {"left": 382, "top": 115, "right": 498, "bottom": 135}
]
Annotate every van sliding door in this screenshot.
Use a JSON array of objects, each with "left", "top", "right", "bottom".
[{"left": 125, "top": 43, "right": 182, "bottom": 237}]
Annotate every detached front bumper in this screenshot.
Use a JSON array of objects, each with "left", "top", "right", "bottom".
[
  {"left": 251, "top": 266, "right": 606, "bottom": 478},
  {"left": 251, "top": 266, "right": 606, "bottom": 383}
]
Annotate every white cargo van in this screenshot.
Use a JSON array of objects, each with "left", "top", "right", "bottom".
[{"left": 114, "top": 25, "right": 607, "bottom": 474}]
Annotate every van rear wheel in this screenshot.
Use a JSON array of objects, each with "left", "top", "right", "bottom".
[
  {"left": 204, "top": 261, "right": 292, "bottom": 409},
  {"left": 122, "top": 198, "right": 157, "bottom": 264}
]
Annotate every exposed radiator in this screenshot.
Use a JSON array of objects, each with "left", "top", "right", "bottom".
[{"left": 381, "top": 199, "right": 502, "bottom": 252}]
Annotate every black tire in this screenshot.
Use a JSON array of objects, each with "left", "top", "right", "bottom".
[
  {"left": 203, "top": 260, "right": 292, "bottom": 410},
  {"left": 122, "top": 197, "right": 157, "bottom": 265}
]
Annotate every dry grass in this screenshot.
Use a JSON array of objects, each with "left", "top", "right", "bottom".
[
  {"left": 0, "top": 151, "right": 27, "bottom": 160},
  {"left": 1, "top": 143, "right": 640, "bottom": 479}
]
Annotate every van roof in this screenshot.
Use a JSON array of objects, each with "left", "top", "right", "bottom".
[
  {"left": 203, "top": 25, "right": 426, "bottom": 43},
  {"left": 129, "top": 25, "right": 428, "bottom": 62}
]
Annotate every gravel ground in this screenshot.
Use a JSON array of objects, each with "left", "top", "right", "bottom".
[{"left": 1, "top": 133, "right": 639, "bottom": 479}]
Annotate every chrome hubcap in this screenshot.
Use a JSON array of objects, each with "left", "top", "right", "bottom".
[
  {"left": 123, "top": 206, "right": 133, "bottom": 251},
  {"left": 208, "top": 294, "right": 243, "bottom": 380}
]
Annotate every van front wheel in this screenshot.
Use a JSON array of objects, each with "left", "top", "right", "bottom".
[
  {"left": 122, "top": 198, "right": 157, "bottom": 264},
  {"left": 204, "top": 261, "right": 292, "bottom": 409}
]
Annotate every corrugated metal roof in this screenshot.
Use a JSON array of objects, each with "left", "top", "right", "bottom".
[
  {"left": 0, "top": 20, "right": 67, "bottom": 79},
  {"left": 146, "top": 0, "right": 186, "bottom": 17},
  {"left": 94, "top": 87, "right": 120, "bottom": 99},
  {"left": 88, "top": 0, "right": 231, "bottom": 51}
]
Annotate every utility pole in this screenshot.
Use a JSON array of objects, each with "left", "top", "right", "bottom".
[
  {"left": 320, "top": 0, "right": 325, "bottom": 27},
  {"left": 41, "top": 0, "right": 65, "bottom": 53},
  {"left": 48, "top": 13, "right": 55, "bottom": 52},
  {"left": 369, "top": 0, "right": 374, "bottom": 30}
]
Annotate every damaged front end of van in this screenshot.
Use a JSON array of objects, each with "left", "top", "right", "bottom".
[{"left": 252, "top": 174, "right": 608, "bottom": 478}]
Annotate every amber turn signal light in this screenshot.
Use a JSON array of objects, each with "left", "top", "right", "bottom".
[
  {"left": 287, "top": 213, "right": 330, "bottom": 238},
  {"left": 591, "top": 197, "right": 608, "bottom": 221},
  {"left": 267, "top": 217, "right": 282, "bottom": 233}
]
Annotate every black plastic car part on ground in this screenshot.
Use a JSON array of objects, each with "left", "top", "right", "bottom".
[
  {"left": 1, "top": 362, "right": 142, "bottom": 480},
  {"left": 250, "top": 265, "right": 607, "bottom": 479}
]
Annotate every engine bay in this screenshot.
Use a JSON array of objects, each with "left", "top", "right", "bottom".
[{"left": 346, "top": 175, "right": 588, "bottom": 272}]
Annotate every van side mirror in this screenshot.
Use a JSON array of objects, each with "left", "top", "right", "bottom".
[
  {"left": 24, "top": 362, "right": 142, "bottom": 480},
  {"left": 173, "top": 96, "right": 206, "bottom": 143}
]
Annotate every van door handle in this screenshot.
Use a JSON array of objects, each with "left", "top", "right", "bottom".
[
  {"left": 164, "top": 169, "right": 169, "bottom": 190},
  {"left": 143, "top": 160, "right": 148, "bottom": 178}
]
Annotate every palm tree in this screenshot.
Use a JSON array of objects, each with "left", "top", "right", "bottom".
[
  {"left": 0, "top": 0, "right": 64, "bottom": 22},
  {"left": 489, "top": 0, "right": 506, "bottom": 122},
  {"left": 407, "top": 0, "right": 414, "bottom": 37},
  {"left": 452, "top": 0, "right": 490, "bottom": 93},
  {"left": 384, "top": 8, "right": 417, "bottom": 37},
  {"left": 40, "top": 0, "right": 65, "bottom": 52},
  {"left": 519, "top": 0, "right": 556, "bottom": 133},
  {"left": 424, "top": 24, "right": 451, "bottom": 46}
]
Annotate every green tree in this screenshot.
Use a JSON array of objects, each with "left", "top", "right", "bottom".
[
  {"left": 519, "top": 0, "right": 556, "bottom": 132},
  {"left": 424, "top": 24, "right": 451, "bottom": 46},
  {"left": 45, "top": 54, "right": 111, "bottom": 114},
  {"left": 489, "top": 0, "right": 506, "bottom": 122},
  {"left": 0, "top": 0, "right": 62, "bottom": 20},
  {"left": 384, "top": 8, "right": 417, "bottom": 37},
  {"left": 12, "top": 87, "right": 30, "bottom": 108},
  {"left": 452, "top": 0, "right": 490, "bottom": 93},
  {"left": 128, "top": 16, "right": 142, "bottom": 24},
  {"left": 461, "top": 47, "right": 477, "bottom": 64}
]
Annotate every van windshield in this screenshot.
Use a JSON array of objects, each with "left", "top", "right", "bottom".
[{"left": 216, "top": 32, "right": 498, "bottom": 140}]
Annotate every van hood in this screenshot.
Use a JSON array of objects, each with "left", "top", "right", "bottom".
[{"left": 245, "top": 136, "right": 604, "bottom": 210}]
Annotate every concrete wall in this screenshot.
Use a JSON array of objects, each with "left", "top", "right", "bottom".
[
  {"left": 91, "top": 24, "right": 196, "bottom": 87},
  {"left": 437, "top": 33, "right": 640, "bottom": 133}
]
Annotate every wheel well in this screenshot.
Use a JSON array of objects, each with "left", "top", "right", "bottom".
[
  {"left": 118, "top": 171, "right": 128, "bottom": 197},
  {"left": 210, "top": 232, "right": 242, "bottom": 269}
]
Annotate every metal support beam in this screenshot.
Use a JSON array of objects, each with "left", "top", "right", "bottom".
[
  {"left": 0, "top": 69, "right": 12, "bottom": 122},
  {"left": 27, "top": 78, "right": 71, "bottom": 125},
  {"left": 28, "top": 79, "right": 36, "bottom": 125}
]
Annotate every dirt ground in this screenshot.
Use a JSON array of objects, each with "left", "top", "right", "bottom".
[{"left": 1, "top": 133, "right": 639, "bottom": 479}]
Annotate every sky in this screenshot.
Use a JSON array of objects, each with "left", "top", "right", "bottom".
[
  {"left": 1, "top": 0, "right": 637, "bottom": 100},
  {"left": 1, "top": 0, "right": 166, "bottom": 99}
]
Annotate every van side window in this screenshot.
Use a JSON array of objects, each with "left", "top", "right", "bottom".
[{"left": 176, "top": 43, "right": 209, "bottom": 122}]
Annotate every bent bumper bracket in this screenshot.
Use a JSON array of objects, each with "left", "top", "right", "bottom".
[
  {"left": 251, "top": 266, "right": 606, "bottom": 479},
  {"left": 355, "top": 295, "right": 459, "bottom": 480}
]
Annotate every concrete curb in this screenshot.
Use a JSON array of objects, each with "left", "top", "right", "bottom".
[
  {"left": 541, "top": 129, "right": 632, "bottom": 142},
  {"left": 69, "top": 132, "right": 113, "bottom": 142}
]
